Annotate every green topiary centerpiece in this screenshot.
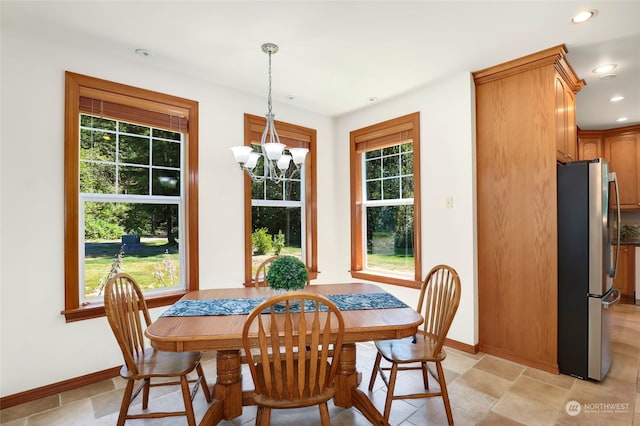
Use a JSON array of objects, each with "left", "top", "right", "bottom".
[{"left": 266, "top": 256, "right": 308, "bottom": 291}]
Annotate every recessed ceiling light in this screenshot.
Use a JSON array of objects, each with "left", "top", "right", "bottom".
[
  {"left": 592, "top": 64, "right": 617, "bottom": 74},
  {"left": 609, "top": 96, "right": 624, "bottom": 102},
  {"left": 135, "top": 48, "right": 151, "bottom": 58},
  {"left": 599, "top": 74, "right": 617, "bottom": 80},
  {"left": 616, "top": 117, "right": 628, "bottom": 122},
  {"left": 571, "top": 9, "right": 598, "bottom": 24}
]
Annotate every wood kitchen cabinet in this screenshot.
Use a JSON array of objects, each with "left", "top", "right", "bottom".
[
  {"left": 577, "top": 132, "right": 603, "bottom": 160},
  {"left": 555, "top": 76, "right": 577, "bottom": 163},
  {"left": 605, "top": 130, "right": 640, "bottom": 209},
  {"left": 613, "top": 245, "right": 636, "bottom": 303},
  {"left": 578, "top": 125, "right": 640, "bottom": 210},
  {"left": 474, "top": 45, "right": 584, "bottom": 373}
]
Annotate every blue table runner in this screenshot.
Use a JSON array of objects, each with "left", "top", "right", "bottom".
[{"left": 161, "top": 292, "right": 409, "bottom": 317}]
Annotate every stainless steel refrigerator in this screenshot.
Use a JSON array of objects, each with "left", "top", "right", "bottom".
[{"left": 557, "top": 158, "right": 621, "bottom": 380}]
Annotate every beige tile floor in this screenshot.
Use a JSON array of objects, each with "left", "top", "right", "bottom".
[{"left": 2, "top": 303, "right": 639, "bottom": 425}]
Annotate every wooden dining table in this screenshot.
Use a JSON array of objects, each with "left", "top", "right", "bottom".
[{"left": 145, "top": 283, "right": 423, "bottom": 426}]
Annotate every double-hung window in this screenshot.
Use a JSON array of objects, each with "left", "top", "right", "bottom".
[
  {"left": 243, "top": 114, "right": 317, "bottom": 285},
  {"left": 63, "top": 72, "right": 199, "bottom": 322},
  {"left": 350, "top": 112, "right": 422, "bottom": 288}
]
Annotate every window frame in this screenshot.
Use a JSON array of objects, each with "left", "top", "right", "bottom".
[
  {"left": 243, "top": 113, "right": 317, "bottom": 286},
  {"left": 349, "top": 112, "right": 422, "bottom": 288},
  {"left": 62, "top": 71, "right": 200, "bottom": 322}
]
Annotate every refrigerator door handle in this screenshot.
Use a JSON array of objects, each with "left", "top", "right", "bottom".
[
  {"left": 602, "top": 288, "right": 621, "bottom": 308},
  {"left": 609, "top": 171, "right": 621, "bottom": 279}
]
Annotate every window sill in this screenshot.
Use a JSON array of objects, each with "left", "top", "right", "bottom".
[
  {"left": 350, "top": 271, "right": 421, "bottom": 289},
  {"left": 61, "top": 291, "right": 188, "bottom": 323}
]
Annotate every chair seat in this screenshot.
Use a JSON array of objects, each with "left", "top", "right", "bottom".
[
  {"left": 253, "top": 359, "right": 335, "bottom": 408},
  {"left": 375, "top": 337, "right": 446, "bottom": 364},
  {"left": 119, "top": 347, "right": 203, "bottom": 380}
]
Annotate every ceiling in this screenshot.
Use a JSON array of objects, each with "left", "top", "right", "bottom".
[{"left": 3, "top": 1, "right": 639, "bottom": 130}]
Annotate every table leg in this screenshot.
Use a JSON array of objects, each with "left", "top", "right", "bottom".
[
  {"left": 213, "top": 350, "right": 243, "bottom": 421},
  {"left": 334, "top": 343, "right": 390, "bottom": 426}
]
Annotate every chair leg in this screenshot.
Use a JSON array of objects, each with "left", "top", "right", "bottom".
[
  {"left": 117, "top": 380, "right": 134, "bottom": 426},
  {"left": 436, "top": 361, "right": 454, "bottom": 425},
  {"left": 319, "top": 402, "right": 330, "bottom": 426},
  {"left": 197, "top": 362, "right": 213, "bottom": 402},
  {"left": 180, "top": 375, "right": 196, "bottom": 426},
  {"left": 383, "top": 362, "right": 398, "bottom": 420},
  {"left": 142, "top": 378, "right": 150, "bottom": 409},
  {"left": 368, "top": 352, "right": 382, "bottom": 391},
  {"left": 255, "top": 406, "right": 272, "bottom": 426},
  {"left": 421, "top": 361, "right": 429, "bottom": 390}
]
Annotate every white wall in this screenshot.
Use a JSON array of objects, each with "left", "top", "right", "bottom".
[
  {"left": 0, "top": 18, "right": 335, "bottom": 396},
  {"left": 333, "top": 73, "right": 478, "bottom": 346},
  {"left": 0, "top": 14, "right": 477, "bottom": 397}
]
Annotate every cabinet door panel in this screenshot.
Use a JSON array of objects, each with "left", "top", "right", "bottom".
[
  {"left": 565, "top": 90, "right": 576, "bottom": 161},
  {"left": 606, "top": 134, "right": 640, "bottom": 209},
  {"left": 578, "top": 136, "right": 603, "bottom": 160},
  {"left": 555, "top": 76, "right": 568, "bottom": 162}
]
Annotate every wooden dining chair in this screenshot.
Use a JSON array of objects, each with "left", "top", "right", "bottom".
[
  {"left": 368, "top": 264, "right": 461, "bottom": 425},
  {"left": 253, "top": 255, "right": 281, "bottom": 287},
  {"left": 242, "top": 292, "right": 345, "bottom": 425},
  {"left": 103, "top": 273, "right": 212, "bottom": 426},
  {"left": 253, "top": 255, "right": 311, "bottom": 287}
]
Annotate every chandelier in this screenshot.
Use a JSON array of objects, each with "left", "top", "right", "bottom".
[{"left": 230, "top": 43, "right": 308, "bottom": 183}]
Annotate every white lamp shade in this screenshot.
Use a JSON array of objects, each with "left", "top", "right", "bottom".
[
  {"left": 263, "top": 142, "right": 285, "bottom": 161},
  {"left": 289, "top": 147, "right": 309, "bottom": 165},
  {"left": 230, "top": 146, "right": 252, "bottom": 164},
  {"left": 277, "top": 155, "right": 292, "bottom": 171},
  {"left": 245, "top": 152, "right": 261, "bottom": 170}
]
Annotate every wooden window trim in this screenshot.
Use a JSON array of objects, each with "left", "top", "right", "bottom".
[
  {"left": 243, "top": 113, "right": 317, "bottom": 286},
  {"left": 349, "top": 112, "right": 422, "bottom": 289},
  {"left": 62, "top": 71, "right": 199, "bottom": 322}
]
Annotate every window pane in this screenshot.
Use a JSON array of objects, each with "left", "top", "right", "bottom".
[
  {"left": 80, "top": 162, "right": 116, "bottom": 193},
  {"left": 284, "top": 179, "right": 301, "bottom": 201},
  {"left": 265, "top": 180, "right": 284, "bottom": 200},
  {"left": 252, "top": 181, "right": 265, "bottom": 199},
  {"left": 366, "top": 180, "right": 381, "bottom": 201},
  {"left": 152, "top": 169, "right": 180, "bottom": 196},
  {"left": 251, "top": 206, "right": 302, "bottom": 275},
  {"left": 80, "top": 128, "right": 116, "bottom": 161},
  {"left": 365, "top": 149, "right": 381, "bottom": 159},
  {"left": 83, "top": 201, "right": 181, "bottom": 300},
  {"left": 152, "top": 139, "right": 180, "bottom": 167},
  {"left": 382, "top": 154, "right": 399, "bottom": 177},
  {"left": 366, "top": 158, "right": 382, "bottom": 180},
  {"left": 153, "top": 128, "right": 181, "bottom": 141},
  {"left": 119, "top": 134, "right": 150, "bottom": 165},
  {"left": 382, "top": 145, "right": 400, "bottom": 156},
  {"left": 119, "top": 121, "right": 150, "bottom": 136},
  {"left": 382, "top": 177, "right": 400, "bottom": 199},
  {"left": 119, "top": 166, "right": 149, "bottom": 194},
  {"left": 401, "top": 151, "right": 413, "bottom": 175},
  {"left": 81, "top": 115, "right": 116, "bottom": 131},
  {"left": 402, "top": 176, "right": 414, "bottom": 198},
  {"left": 365, "top": 205, "right": 414, "bottom": 276}
]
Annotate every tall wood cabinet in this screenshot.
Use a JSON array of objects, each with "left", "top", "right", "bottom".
[{"left": 474, "top": 45, "right": 584, "bottom": 373}]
